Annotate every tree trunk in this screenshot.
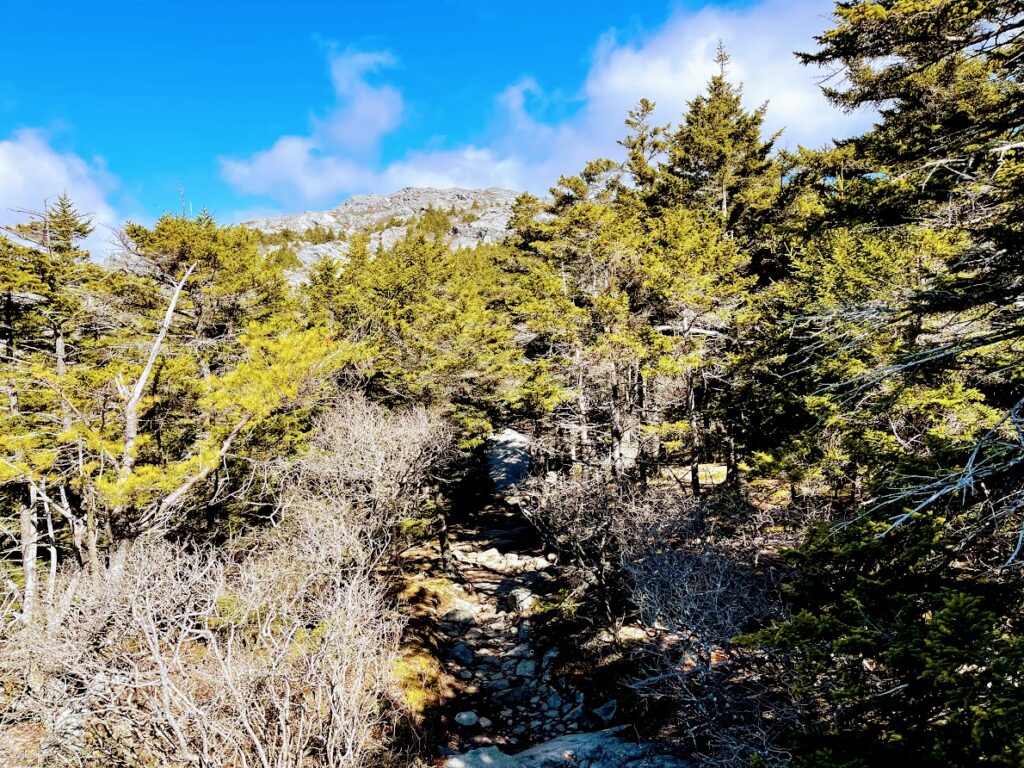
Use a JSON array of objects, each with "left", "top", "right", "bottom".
[
  {"left": 576, "top": 351, "right": 589, "bottom": 464},
  {"left": 112, "top": 264, "right": 195, "bottom": 544},
  {"left": 437, "top": 507, "right": 451, "bottom": 575},
  {"left": 85, "top": 497, "right": 101, "bottom": 575},
  {"left": 610, "top": 373, "right": 624, "bottom": 482},
  {"left": 725, "top": 432, "right": 738, "bottom": 486},
  {"left": 638, "top": 365, "right": 663, "bottom": 490},
  {"left": 689, "top": 376, "right": 702, "bottom": 499},
  {"left": 55, "top": 326, "right": 73, "bottom": 432},
  {"left": 43, "top": 492, "right": 58, "bottom": 610},
  {"left": 20, "top": 485, "right": 38, "bottom": 624},
  {"left": 3, "top": 288, "right": 14, "bottom": 361}
]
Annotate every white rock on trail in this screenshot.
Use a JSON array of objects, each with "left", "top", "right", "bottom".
[
  {"left": 444, "top": 746, "right": 523, "bottom": 768},
  {"left": 444, "top": 727, "right": 693, "bottom": 768}
]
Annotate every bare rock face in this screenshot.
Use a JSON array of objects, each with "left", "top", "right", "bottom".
[
  {"left": 443, "top": 727, "right": 693, "bottom": 768},
  {"left": 244, "top": 187, "right": 519, "bottom": 268}
]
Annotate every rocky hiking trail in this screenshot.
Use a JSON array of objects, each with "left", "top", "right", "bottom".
[{"left": 394, "top": 433, "right": 691, "bottom": 768}]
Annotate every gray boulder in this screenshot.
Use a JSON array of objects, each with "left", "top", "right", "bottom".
[
  {"left": 454, "top": 710, "right": 480, "bottom": 727},
  {"left": 450, "top": 642, "right": 475, "bottom": 666},
  {"left": 515, "top": 659, "right": 537, "bottom": 678},
  {"left": 514, "top": 728, "right": 691, "bottom": 767},
  {"left": 443, "top": 600, "right": 477, "bottom": 624},
  {"left": 507, "top": 643, "right": 533, "bottom": 659},
  {"left": 592, "top": 699, "right": 618, "bottom": 724},
  {"left": 444, "top": 728, "right": 692, "bottom": 768}
]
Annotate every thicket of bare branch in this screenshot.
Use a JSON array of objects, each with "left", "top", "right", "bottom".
[
  {"left": 0, "top": 395, "right": 451, "bottom": 768},
  {"left": 284, "top": 394, "right": 454, "bottom": 558},
  {"left": 620, "top": 496, "right": 796, "bottom": 768},
  {"left": 522, "top": 470, "right": 797, "bottom": 767}
]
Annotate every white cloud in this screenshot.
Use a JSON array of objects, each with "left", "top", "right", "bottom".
[
  {"left": 221, "top": 0, "right": 874, "bottom": 207},
  {"left": 0, "top": 128, "right": 120, "bottom": 255},
  {"left": 220, "top": 135, "right": 369, "bottom": 202},
  {"left": 318, "top": 51, "right": 404, "bottom": 150},
  {"left": 383, "top": 0, "right": 875, "bottom": 194},
  {"left": 581, "top": 0, "right": 867, "bottom": 151},
  {"left": 380, "top": 146, "right": 529, "bottom": 191},
  {"left": 219, "top": 48, "right": 403, "bottom": 204}
]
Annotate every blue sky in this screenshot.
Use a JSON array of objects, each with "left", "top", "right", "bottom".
[{"left": 0, "top": 0, "right": 871, "bottom": 249}]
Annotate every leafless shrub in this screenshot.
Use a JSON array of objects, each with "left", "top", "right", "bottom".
[
  {"left": 0, "top": 525, "right": 399, "bottom": 768},
  {"left": 618, "top": 491, "right": 776, "bottom": 657},
  {"left": 522, "top": 469, "right": 797, "bottom": 767},
  {"left": 627, "top": 548, "right": 771, "bottom": 656},
  {"left": 521, "top": 472, "right": 619, "bottom": 582},
  {"left": 0, "top": 395, "right": 452, "bottom": 767},
  {"left": 642, "top": 658, "right": 799, "bottom": 768},
  {"left": 520, "top": 472, "right": 700, "bottom": 596},
  {"left": 283, "top": 394, "right": 453, "bottom": 558},
  {"left": 620, "top": 495, "right": 797, "bottom": 768}
]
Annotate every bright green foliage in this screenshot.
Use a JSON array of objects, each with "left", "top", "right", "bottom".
[
  {"left": 618, "top": 98, "right": 667, "bottom": 212},
  {"left": 124, "top": 211, "right": 299, "bottom": 337},
  {"left": 302, "top": 222, "right": 340, "bottom": 244},
  {"left": 773, "top": 0, "right": 1024, "bottom": 547},
  {"left": 304, "top": 222, "right": 541, "bottom": 443},
  {"left": 1, "top": 209, "right": 341, "bottom": 572}
]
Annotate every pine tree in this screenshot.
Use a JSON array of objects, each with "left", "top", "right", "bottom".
[
  {"left": 619, "top": 98, "right": 667, "bottom": 212},
  {"left": 791, "top": 0, "right": 1024, "bottom": 536},
  {"left": 757, "top": 5, "right": 1024, "bottom": 765},
  {"left": 661, "top": 43, "right": 780, "bottom": 242}
]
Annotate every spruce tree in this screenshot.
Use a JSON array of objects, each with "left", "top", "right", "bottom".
[{"left": 662, "top": 43, "right": 780, "bottom": 242}]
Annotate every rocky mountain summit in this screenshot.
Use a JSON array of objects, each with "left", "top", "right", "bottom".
[{"left": 244, "top": 187, "right": 519, "bottom": 266}]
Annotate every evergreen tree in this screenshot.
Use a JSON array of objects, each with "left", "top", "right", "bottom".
[
  {"left": 662, "top": 43, "right": 780, "bottom": 244},
  {"left": 1, "top": 205, "right": 341, "bottom": 579},
  {"left": 797, "top": 0, "right": 1024, "bottom": 522},
  {"left": 619, "top": 98, "right": 668, "bottom": 212},
  {"left": 758, "top": 5, "right": 1024, "bottom": 765}
]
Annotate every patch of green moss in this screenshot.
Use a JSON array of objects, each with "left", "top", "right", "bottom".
[{"left": 391, "top": 649, "right": 445, "bottom": 716}]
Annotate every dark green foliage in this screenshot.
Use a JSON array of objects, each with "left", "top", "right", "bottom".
[{"left": 765, "top": 514, "right": 1024, "bottom": 767}]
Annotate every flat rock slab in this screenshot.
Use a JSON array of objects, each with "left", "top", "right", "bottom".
[
  {"left": 445, "top": 728, "right": 692, "bottom": 768},
  {"left": 488, "top": 429, "right": 531, "bottom": 491},
  {"left": 444, "top": 746, "right": 524, "bottom": 768}
]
